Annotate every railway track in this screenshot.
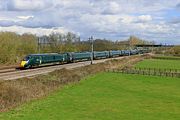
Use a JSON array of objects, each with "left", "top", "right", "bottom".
[
  {"left": 0, "top": 56, "right": 137, "bottom": 81},
  {"left": 0, "top": 55, "right": 145, "bottom": 81},
  {"left": 0, "top": 68, "right": 16, "bottom": 74},
  {"left": 0, "top": 64, "right": 20, "bottom": 74}
]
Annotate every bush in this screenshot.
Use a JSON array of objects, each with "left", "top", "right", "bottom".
[
  {"left": 0, "top": 32, "right": 37, "bottom": 64},
  {"left": 167, "top": 46, "right": 180, "bottom": 56}
]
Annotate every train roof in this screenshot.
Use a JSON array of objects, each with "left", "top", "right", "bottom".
[{"left": 28, "top": 53, "right": 60, "bottom": 56}]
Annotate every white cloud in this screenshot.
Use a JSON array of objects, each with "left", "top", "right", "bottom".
[
  {"left": 138, "top": 15, "right": 152, "bottom": 22},
  {"left": 0, "top": 0, "right": 53, "bottom": 11},
  {"left": 102, "top": 1, "right": 120, "bottom": 14},
  {"left": 0, "top": 25, "right": 69, "bottom": 36},
  {"left": 17, "top": 15, "right": 34, "bottom": 20}
]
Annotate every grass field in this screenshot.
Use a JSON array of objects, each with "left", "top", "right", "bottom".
[
  {"left": 153, "top": 55, "right": 180, "bottom": 60},
  {"left": 135, "top": 59, "right": 180, "bottom": 69},
  {"left": 1, "top": 73, "right": 180, "bottom": 120}
]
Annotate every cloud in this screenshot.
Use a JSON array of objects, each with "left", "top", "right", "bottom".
[
  {"left": 102, "top": 1, "right": 121, "bottom": 15},
  {"left": 0, "top": 12, "right": 61, "bottom": 28},
  {"left": 170, "top": 18, "right": 180, "bottom": 24},
  {"left": 0, "top": 0, "right": 179, "bottom": 44},
  {"left": 176, "top": 3, "right": 180, "bottom": 8},
  {"left": 17, "top": 14, "right": 60, "bottom": 28},
  {"left": 0, "top": 0, "right": 53, "bottom": 11},
  {"left": 0, "top": 20, "right": 15, "bottom": 27},
  {"left": 0, "top": 25, "right": 69, "bottom": 36},
  {"left": 17, "top": 15, "right": 34, "bottom": 20},
  {"left": 138, "top": 15, "right": 152, "bottom": 22}
]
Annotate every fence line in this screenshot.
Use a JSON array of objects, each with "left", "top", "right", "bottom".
[
  {"left": 133, "top": 67, "right": 180, "bottom": 73},
  {"left": 108, "top": 68, "right": 180, "bottom": 78}
]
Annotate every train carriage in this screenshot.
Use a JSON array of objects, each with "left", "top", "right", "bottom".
[
  {"left": 130, "top": 50, "right": 138, "bottom": 55},
  {"left": 109, "top": 50, "right": 121, "bottom": 57},
  {"left": 93, "top": 51, "right": 109, "bottom": 59},
  {"left": 122, "top": 50, "right": 130, "bottom": 56},
  {"left": 71, "top": 52, "right": 91, "bottom": 62}
]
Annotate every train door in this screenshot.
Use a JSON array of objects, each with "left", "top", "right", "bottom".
[
  {"left": 39, "top": 56, "right": 42, "bottom": 64},
  {"left": 67, "top": 53, "right": 73, "bottom": 63},
  {"left": 35, "top": 56, "right": 41, "bottom": 65}
]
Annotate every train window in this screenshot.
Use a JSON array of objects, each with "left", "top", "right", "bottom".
[{"left": 23, "top": 56, "right": 30, "bottom": 61}]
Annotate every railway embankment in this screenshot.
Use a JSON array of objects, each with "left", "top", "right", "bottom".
[{"left": 0, "top": 54, "right": 150, "bottom": 112}]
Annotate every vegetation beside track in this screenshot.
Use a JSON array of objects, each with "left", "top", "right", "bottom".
[
  {"left": 1, "top": 72, "right": 180, "bottom": 120},
  {"left": 0, "top": 32, "right": 37, "bottom": 64},
  {"left": 0, "top": 55, "right": 146, "bottom": 112},
  {"left": 164, "top": 45, "right": 180, "bottom": 56}
]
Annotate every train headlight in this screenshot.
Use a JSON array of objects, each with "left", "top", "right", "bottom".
[{"left": 20, "top": 61, "right": 28, "bottom": 67}]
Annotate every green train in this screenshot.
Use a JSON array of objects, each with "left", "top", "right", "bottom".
[{"left": 20, "top": 50, "right": 147, "bottom": 68}]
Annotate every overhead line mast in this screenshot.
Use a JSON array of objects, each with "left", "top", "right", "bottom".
[{"left": 89, "top": 36, "right": 94, "bottom": 65}]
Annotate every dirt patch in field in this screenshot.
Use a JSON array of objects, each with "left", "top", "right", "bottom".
[{"left": 0, "top": 55, "right": 150, "bottom": 112}]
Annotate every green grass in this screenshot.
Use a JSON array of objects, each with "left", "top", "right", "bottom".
[
  {"left": 135, "top": 59, "right": 180, "bottom": 69},
  {"left": 154, "top": 55, "right": 180, "bottom": 60},
  {"left": 1, "top": 73, "right": 180, "bottom": 120}
]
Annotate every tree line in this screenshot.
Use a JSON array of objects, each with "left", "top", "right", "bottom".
[{"left": 0, "top": 31, "right": 162, "bottom": 64}]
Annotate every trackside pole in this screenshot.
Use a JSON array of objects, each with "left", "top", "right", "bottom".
[{"left": 90, "top": 36, "right": 94, "bottom": 65}]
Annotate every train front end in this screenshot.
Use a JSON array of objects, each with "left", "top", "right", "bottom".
[{"left": 20, "top": 56, "right": 30, "bottom": 68}]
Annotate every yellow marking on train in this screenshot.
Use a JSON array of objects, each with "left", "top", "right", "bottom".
[{"left": 21, "top": 61, "right": 27, "bottom": 67}]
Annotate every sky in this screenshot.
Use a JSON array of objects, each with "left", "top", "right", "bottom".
[{"left": 0, "top": 0, "right": 180, "bottom": 44}]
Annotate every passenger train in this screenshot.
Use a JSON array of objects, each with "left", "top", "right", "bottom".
[{"left": 20, "top": 49, "right": 148, "bottom": 68}]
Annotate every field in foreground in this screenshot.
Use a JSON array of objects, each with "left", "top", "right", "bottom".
[
  {"left": 1, "top": 72, "right": 180, "bottom": 120},
  {"left": 135, "top": 59, "right": 180, "bottom": 69}
]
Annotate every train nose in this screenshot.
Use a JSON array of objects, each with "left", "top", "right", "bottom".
[{"left": 20, "top": 61, "right": 27, "bottom": 67}]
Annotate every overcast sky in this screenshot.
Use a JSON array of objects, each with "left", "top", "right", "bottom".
[{"left": 0, "top": 0, "right": 180, "bottom": 44}]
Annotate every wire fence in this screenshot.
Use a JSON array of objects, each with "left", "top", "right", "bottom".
[
  {"left": 133, "top": 67, "right": 180, "bottom": 73},
  {"left": 109, "top": 67, "right": 180, "bottom": 78}
]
